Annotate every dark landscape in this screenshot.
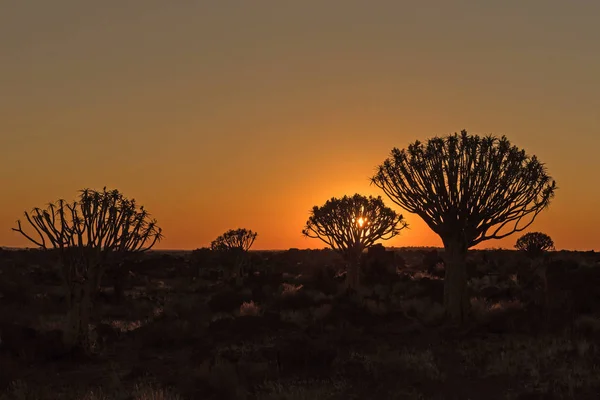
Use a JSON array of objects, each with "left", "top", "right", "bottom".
[
  {"left": 3, "top": 2, "right": 600, "bottom": 400},
  {"left": 1, "top": 245, "right": 600, "bottom": 399}
]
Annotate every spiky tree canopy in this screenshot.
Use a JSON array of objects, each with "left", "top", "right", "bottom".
[
  {"left": 211, "top": 228, "right": 257, "bottom": 252},
  {"left": 372, "top": 130, "right": 556, "bottom": 248},
  {"left": 515, "top": 232, "right": 555, "bottom": 257},
  {"left": 12, "top": 187, "right": 163, "bottom": 256},
  {"left": 302, "top": 194, "right": 408, "bottom": 255}
]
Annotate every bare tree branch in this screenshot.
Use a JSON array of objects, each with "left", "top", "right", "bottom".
[
  {"left": 371, "top": 130, "right": 556, "bottom": 249},
  {"left": 12, "top": 187, "right": 163, "bottom": 274}
]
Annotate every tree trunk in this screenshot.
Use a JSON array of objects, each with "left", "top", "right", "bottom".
[
  {"left": 345, "top": 256, "right": 361, "bottom": 291},
  {"left": 443, "top": 239, "right": 470, "bottom": 325},
  {"left": 64, "top": 280, "right": 94, "bottom": 353},
  {"left": 112, "top": 265, "right": 126, "bottom": 305},
  {"left": 234, "top": 267, "right": 244, "bottom": 287},
  {"left": 531, "top": 257, "right": 549, "bottom": 314},
  {"left": 235, "top": 256, "right": 246, "bottom": 287}
]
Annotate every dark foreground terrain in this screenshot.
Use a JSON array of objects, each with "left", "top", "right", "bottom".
[{"left": 1, "top": 247, "right": 600, "bottom": 399}]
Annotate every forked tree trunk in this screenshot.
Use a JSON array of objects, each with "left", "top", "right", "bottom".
[
  {"left": 64, "top": 280, "right": 94, "bottom": 352},
  {"left": 235, "top": 253, "right": 247, "bottom": 286},
  {"left": 443, "top": 239, "right": 470, "bottom": 325},
  {"left": 111, "top": 264, "right": 126, "bottom": 305},
  {"left": 345, "top": 254, "right": 361, "bottom": 291},
  {"left": 235, "top": 265, "right": 244, "bottom": 287},
  {"left": 531, "top": 257, "right": 548, "bottom": 310}
]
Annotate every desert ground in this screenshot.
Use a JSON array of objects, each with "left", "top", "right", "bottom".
[{"left": 1, "top": 247, "right": 600, "bottom": 399}]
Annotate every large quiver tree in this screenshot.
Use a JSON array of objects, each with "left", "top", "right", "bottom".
[
  {"left": 372, "top": 130, "right": 556, "bottom": 323},
  {"left": 12, "top": 187, "right": 162, "bottom": 352},
  {"left": 302, "top": 194, "right": 408, "bottom": 290}
]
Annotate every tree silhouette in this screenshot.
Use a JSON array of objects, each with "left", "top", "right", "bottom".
[
  {"left": 515, "top": 232, "right": 555, "bottom": 258},
  {"left": 12, "top": 187, "right": 162, "bottom": 351},
  {"left": 211, "top": 228, "right": 257, "bottom": 283},
  {"left": 372, "top": 130, "right": 556, "bottom": 323},
  {"left": 302, "top": 194, "right": 408, "bottom": 290},
  {"left": 211, "top": 228, "right": 257, "bottom": 252}
]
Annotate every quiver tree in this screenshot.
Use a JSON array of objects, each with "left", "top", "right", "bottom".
[
  {"left": 372, "top": 130, "right": 556, "bottom": 324},
  {"left": 12, "top": 187, "right": 162, "bottom": 352},
  {"left": 514, "top": 231, "right": 555, "bottom": 308},
  {"left": 302, "top": 194, "right": 408, "bottom": 290},
  {"left": 210, "top": 228, "right": 257, "bottom": 283},
  {"left": 515, "top": 232, "right": 555, "bottom": 258}
]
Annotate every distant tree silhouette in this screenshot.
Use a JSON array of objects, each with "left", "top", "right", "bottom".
[
  {"left": 211, "top": 228, "right": 257, "bottom": 284},
  {"left": 211, "top": 228, "right": 257, "bottom": 252},
  {"left": 372, "top": 130, "right": 556, "bottom": 324},
  {"left": 515, "top": 232, "right": 555, "bottom": 258},
  {"left": 514, "top": 231, "right": 555, "bottom": 310},
  {"left": 12, "top": 187, "right": 162, "bottom": 352},
  {"left": 302, "top": 194, "right": 408, "bottom": 290}
]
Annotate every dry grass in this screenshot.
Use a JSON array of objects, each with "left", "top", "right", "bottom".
[
  {"left": 364, "top": 299, "right": 388, "bottom": 315},
  {"left": 34, "top": 314, "right": 65, "bottom": 332},
  {"left": 311, "top": 304, "right": 332, "bottom": 321},
  {"left": 105, "top": 319, "right": 144, "bottom": 332},
  {"left": 239, "top": 301, "right": 261, "bottom": 316},
  {"left": 281, "top": 310, "right": 310, "bottom": 327},
  {"left": 2, "top": 249, "right": 599, "bottom": 400},
  {"left": 0, "top": 380, "right": 184, "bottom": 400},
  {"left": 573, "top": 314, "right": 600, "bottom": 334},
  {"left": 399, "top": 297, "right": 445, "bottom": 325},
  {"left": 130, "top": 382, "right": 183, "bottom": 400},
  {"left": 395, "top": 348, "right": 445, "bottom": 381},
  {"left": 470, "top": 297, "right": 523, "bottom": 321},
  {"left": 280, "top": 283, "right": 304, "bottom": 296},
  {"left": 194, "top": 356, "right": 246, "bottom": 399},
  {"left": 409, "top": 270, "right": 442, "bottom": 280},
  {"left": 458, "top": 335, "right": 600, "bottom": 397},
  {"left": 255, "top": 378, "right": 348, "bottom": 400},
  {"left": 337, "top": 346, "right": 445, "bottom": 383}
]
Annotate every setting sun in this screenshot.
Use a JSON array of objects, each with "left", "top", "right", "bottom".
[{"left": 1, "top": 2, "right": 599, "bottom": 397}]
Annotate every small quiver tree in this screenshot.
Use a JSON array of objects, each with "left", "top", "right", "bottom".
[
  {"left": 12, "top": 188, "right": 162, "bottom": 352},
  {"left": 515, "top": 232, "right": 555, "bottom": 307},
  {"left": 210, "top": 228, "right": 257, "bottom": 284},
  {"left": 190, "top": 247, "right": 216, "bottom": 278},
  {"left": 302, "top": 194, "right": 408, "bottom": 290},
  {"left": 372, "top": 130, "right": 556, "bottom": 324},
  {"left": 515, "top": 232, "right": 554, "bottom": 259}
]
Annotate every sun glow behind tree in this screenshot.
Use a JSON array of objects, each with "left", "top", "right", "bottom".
[{"left": 302, "top": 194, "right": 408, "bottom": 289}]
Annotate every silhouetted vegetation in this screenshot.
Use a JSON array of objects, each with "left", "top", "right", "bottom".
[
  {"left": 11, "top": 188, "right": 162, "bottom": 353},
  {"left": 211, "top": 229, "right": 257, "bottom": 253},
  {"left": 5, "top": 132, "right": 598, "bottom": 400},
  {"left": 211, "top": 228, "right": 257, "bottom": 285},
  {"left": 372, "top": 130, "right": 556, "bottom": 324},
  {"left": 1, "top": 248, "right": 600, "bottom": 399},
  {"left": 515, "top": 231, "right": 555, "bottom": 258},
  {"left": 302, "top": 194, "right": 407, "bottom": 290}
]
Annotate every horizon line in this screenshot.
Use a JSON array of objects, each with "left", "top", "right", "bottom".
[{"left": 1, "top": 246, "right": 597, "bottom": 253}]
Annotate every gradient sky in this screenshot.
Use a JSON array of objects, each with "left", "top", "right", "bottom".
[{"left": 1, "top": 1, "right": 599, "bottom": 251}]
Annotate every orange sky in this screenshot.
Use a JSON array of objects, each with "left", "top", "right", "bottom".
[{"left": 1, "top": 1, "right": 599, "bottom": 251}]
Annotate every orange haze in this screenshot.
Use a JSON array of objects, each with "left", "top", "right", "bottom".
[{"left": 1, "top": 2, "right": 599, "bottom": 251}]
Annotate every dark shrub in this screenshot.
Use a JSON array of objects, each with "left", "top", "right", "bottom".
[
  {"left": 207, "top": 290, "right": 250, "bottom": 314},
  {"left": 417, "top": 278, "right": 445, "bottom": 304},
  {"left": 275, "top": 334, "right": 338, "bottom": 377}
]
